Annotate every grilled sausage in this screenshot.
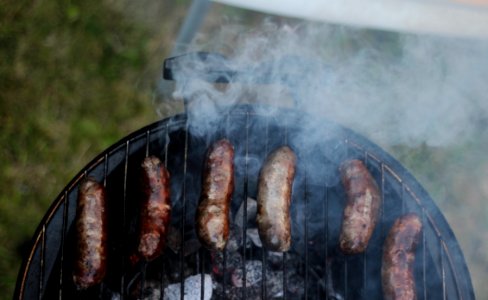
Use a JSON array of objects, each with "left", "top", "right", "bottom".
[
  {"left": 257, "top": 146, "right": 296, "bottom": 252},
  {"left": 73, "top": 178, "right": 108, "bottom": 290},
  {"left": 382, "top": 213, "right": 422, "bottom": 300},
  {"left": 339, "top": 159, "right": 381, "bottom": 254},
  {"left": 196, "top": 139, "right": 234, "bottom": 251},
  {"left": 138, "top": 156, "right": 171, "bottom": 261}
]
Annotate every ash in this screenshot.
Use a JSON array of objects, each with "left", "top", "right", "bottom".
[
  {"left": 131, "top": 198, "right": 341, "bottom": 299},
  {"left": 164, "top": 274, "right": 212, "bottom": 300}
]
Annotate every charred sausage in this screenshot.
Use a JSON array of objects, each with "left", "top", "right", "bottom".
[
  {"left": 196, "top": 139, "right": 234, "bottom": 251},
  {"left": 257, "top": 146, "right": 296, "bottom": 252},
  {"left": 382, "top": 213, "right": 422, "bottom": 300},
  {"left": 339, "top": 159, "right": 381, "bottom": 254},
  {"left": 73, "top": 178, "right": 108, "bottom": 289},
  {"left": 138, "top": 156, "right": 171, "bottom": 261}
]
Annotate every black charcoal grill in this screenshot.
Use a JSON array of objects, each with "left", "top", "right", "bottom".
[{"left": 15, "top": 53, "right": 475, "bottom": 300}]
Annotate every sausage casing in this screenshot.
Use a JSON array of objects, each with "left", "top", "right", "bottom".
[
  {"left": 339, "top": 159, "right": 381, "bottom": 254},
  {"left": 196, "top": 139, "right": 234, "bottom": 251},
  {"left": 138, "top": 156, "right": 171, "bottom": 261},
  {"left": 73, "top": 178, "right": 108, "bottom": 289},
  {"left": 257, "top": 146, "right": 296, "bottom": 252},
  {"left": 382, "top": 213, "right": 422, "bottom": 300}
]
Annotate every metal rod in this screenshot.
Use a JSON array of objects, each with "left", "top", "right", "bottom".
[
  {"left": 58, "top": 191, "right": 68, "bottom": 300},
  {"left": 283, "top": 253, "right": 287, "bottom": 300},
  {"left": 139, "top": 263, "right": 147, "bottom": 300},
  {"left": 221, "top": 114, "right": 229, "bottom": 300},
  {"left": 304, "top": 170, "right": 309, "bottom": 300},
  {"left": 241, "top": 112, "right": 250, "bottom": 300},
  {"left": 323, "top": 180, "right": 329, "bottom": 298},
  {"left": 362, "top": 153, "right": 369, "bottom": 298},
  {"left": 343, "top": 258, "right": 348, "bottom": 300},
  {"left": 261, "top": 115, "right": 270, "bottom": 299},
  {"left": 282, "top": 116, "right": 289, "bottom": 300},
  {"left": 146, "top": 130, "right": 150, "bottom": 157},
  {"left": 100, "top": 155, "right": 109, "bottom": 298},
  {"left": 441, "top": 239, "right": 446, "bottom": 300},
  {"left": 160, "top": 260, "right": 165, "bottom": 300},
  {"left": 422, "top": 209, "right": 427, "bottom": 300},
  {"left": 120, "top": 141, "right": 130, "bottom": 300},
  {"left": 180, "top": 122, "right": 190, "bottom": 300},
  {"left": 200, "top": 249, "right": 205, "bottom": 300},
  {"left": 164, "top": 123, "right": 169, "bottom": 168},
  {"left": 170, "top": 0, "right": 211, "bottom": 56},
  {"left": 39, "top": 225, "right": 46, "bottom": 300},
  {"left": 221, "top": 249, "right": 226, "bottom": 300}
]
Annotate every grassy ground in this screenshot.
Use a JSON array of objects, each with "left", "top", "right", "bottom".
[
  {"left": 1, "top": 1, "right": 487, "bottom": 299},
  {"left": 0, "top": 0, "right": 187, "bottom": 297}
]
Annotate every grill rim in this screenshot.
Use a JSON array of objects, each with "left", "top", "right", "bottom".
[{"left": 14, "top": 104, "right": 475, "bottom": 300}]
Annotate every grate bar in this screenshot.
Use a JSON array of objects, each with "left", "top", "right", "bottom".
[
  {"left": 422, "top": 209, "right": 427, "bottom": 300},
  {"left": 282, "top": 253, "right": 287, "bottom": 300},
  {"left": 362, "top": 153, "right": 370, "bottom": 298},
  {"left": 58, "top": 191, "right": 68, "bottom": 300},
  {"left": 221, "top": 250, "right": 226, "bottom": 299},
  {"left": 179, "top": 122, "right": 190, "bottom": 300},
  {"left": 441, "top": 238, "right": 447, "bottom": 300},
  {"left": 200, "top": 249, "right": 205, "bottom": 300},
  {"left": 120, "top": 141, "right": 130, "bottom": 300},
  {"left": 261, "top": 115, "right": 270, "bottom": 300},
  {"left": 160, "top": 260, "right": 165, "bottom": 300},
  {"left": 304, "top": 171, "right": 309, "bottom": 300},
  {"left": 139, "top": 263, "right": 147, "bottom": 300},
  {"left": 323, "top": 182, "right": 329, "bottom": 298},
  {"left": 39, "top": 225, "right": 46, "bottom": 300}
]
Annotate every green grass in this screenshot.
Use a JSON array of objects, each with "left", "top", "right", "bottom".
[{"left": 0, "top": 0, "right": 170, "bottom": 297}]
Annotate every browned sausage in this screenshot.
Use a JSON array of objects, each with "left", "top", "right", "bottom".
[
  {"left": 196, "top": 139, "right": 234, "bottom": 251},
  {"left": 382, "top": 213, "right": 422, "bottom": 300},
  {"left": 257, "top": 146, "right": 296, "bottom": 252},
  {"left": 339, "top": 159, "right": 381, "bottom": 254},
  {"left": 73, "top": 177, "right": 108, "bottom": 290},
  {"left": 138, "top": 156, "right": 171, "bottom": 261}
]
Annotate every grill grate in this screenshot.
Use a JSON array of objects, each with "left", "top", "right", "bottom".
[{"left": 15, "top": 105, "right": 474, "bottom": 300}]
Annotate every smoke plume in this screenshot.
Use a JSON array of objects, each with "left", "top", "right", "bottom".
[{"left": 157, "top": 21, "right": 488, "bottom": 147}]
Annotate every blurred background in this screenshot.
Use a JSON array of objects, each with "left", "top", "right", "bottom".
[{"left": 1, "top": 0, "right": 488, "bottom": 299}]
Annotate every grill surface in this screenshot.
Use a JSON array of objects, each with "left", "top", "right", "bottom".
[{"left": 15, "top": 104, "right": 474, "bottom": 299}]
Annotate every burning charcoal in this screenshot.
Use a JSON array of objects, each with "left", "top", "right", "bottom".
[
  {"left": 165, "top": 258, "right": 193, "bottom": 282},
  {"left": 264, "top": 271, "right": 284, "bottom": 298},
  {"left": 137, "top": 280, "right": 162, "bottom": 300},
  {"left": 286, "top": 273, "right": 305, "bottom": 297},
  {"left": 166, "top": 226, "right": 182, "bottom": 254},
  {"left": 100, "top": 286, "right": 121, "bottom": 300},
  {"left": 231, "top": 260, "right": 262, "bottom": 288},
  {"left": 226, "top": 225, "right": 243, "bottom": 252},
  {"left": 235, "top": 197, "right": 257, "bottom": 228},
  {"left": 325, "top": 258, "right": 343, "bottom": 300},
  {"left": 266, "top": 251, "right": 283, "bottom": 269},
  {"left": 246, "top": 228, "right": 262, "bottom": 248},
  {"left": 211, "top": 250, "right": 242, "bottom": 277},
  {"left": 182, "top": 238, "right": 201, "bottom": 256},
  {"left": 163, "top": 274, "right": 212, "bottom": 300}
]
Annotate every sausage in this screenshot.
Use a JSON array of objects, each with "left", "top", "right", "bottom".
[
  {"left": 382, "top": 213, "right": 422, "bottom": 300},
  {"left": 339, "top": 159, "right": 381, "bottom": 254},
  {"left": 196, "top": 139, "right": 234, "bottom": 251},
  {"left": 73, "top": 177, "right": 108, "bottom": 290},
  {"left": 138, "top": 156, "right": 171, "bottom": 261},
  {"left": 257, "top": 146, "right": 296, "bottom": 252}
]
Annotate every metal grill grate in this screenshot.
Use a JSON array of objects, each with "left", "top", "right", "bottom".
[{"left": 15, "top": 105, "right": 474, "bottom": 300}]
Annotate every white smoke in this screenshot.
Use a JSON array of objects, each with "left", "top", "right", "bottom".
[{"left": 157, "top": 21, "right": 488, "bottom": 148}]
